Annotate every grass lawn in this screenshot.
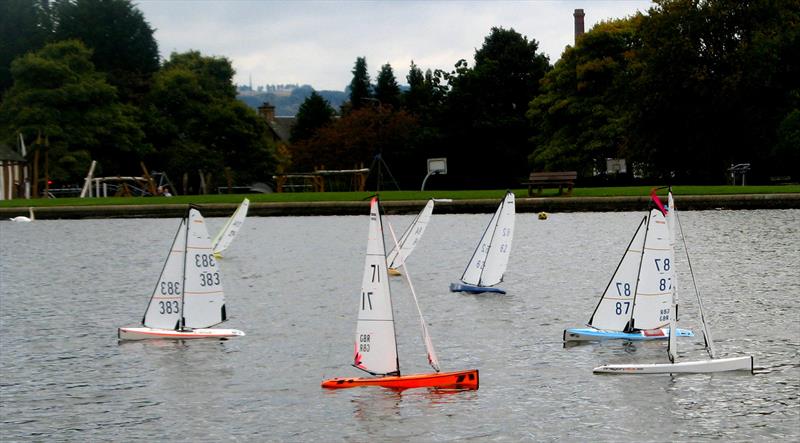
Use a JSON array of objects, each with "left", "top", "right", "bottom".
[{"left": 1, "top": 185, "right": 797, "bottom": 208}]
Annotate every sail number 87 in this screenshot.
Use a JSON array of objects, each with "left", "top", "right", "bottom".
[{"left": 615, "top": 301, "right": 631, "bottom": 315}]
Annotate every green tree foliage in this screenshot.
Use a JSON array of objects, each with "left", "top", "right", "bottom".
[
  {"left": 0, "top": 40, "right": 146, "bottom": 182},
  {"left": 629, "top": 0, "right": 800, "bottom": 182},
  {"left": 347, "top": 57, "right": 371, "bottom": 110},
  {"left": 52, "top": 0, "right": 159, "bottom": 104},
  {"left": 144, "top": 51, "right": 277, "bottom": 191},
  {"left": 0, "top": 0, "right": 52, "bottom": 93},
  {"left": 374, "top": 63, "right": 400, "bottom": 109},
  {"left": 290, "top": 91, "right": 336, "bottom": 143},
  {"left": 442, "top": 27, "right": 550, "bottom": 188},
  {"left": 528, "top": 17, "right": 642, "bottom": 176}
]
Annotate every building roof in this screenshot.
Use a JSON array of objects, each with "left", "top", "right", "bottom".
[
  {"left": 0, "top": 142, "right": 25, "bottom": 162},
  {"left": 267, "top": 116, "right": 296, "bottom": 143}
]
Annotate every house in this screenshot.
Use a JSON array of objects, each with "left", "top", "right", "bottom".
[
  {"left": 258, "top": 102, "right": 295, "bottom": 146},
  {"left": 0, "top": 141, "right": 27, "bottom": 200}
]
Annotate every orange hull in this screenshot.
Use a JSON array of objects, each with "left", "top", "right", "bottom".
[{"left": 321, "top": 369, "right": 478, "bottom": 390}]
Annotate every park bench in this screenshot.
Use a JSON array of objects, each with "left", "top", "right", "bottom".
[{"left": 523, "top": 171, "right": 577, "bottom": 196}]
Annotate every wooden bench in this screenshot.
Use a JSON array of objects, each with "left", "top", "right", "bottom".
[{"left": 523, "top": 171, "right": 577, "bottom": 196}]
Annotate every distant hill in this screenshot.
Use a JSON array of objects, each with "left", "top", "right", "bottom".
[{"left": 237, "top": 85, "right": 347, "bottom": 117}]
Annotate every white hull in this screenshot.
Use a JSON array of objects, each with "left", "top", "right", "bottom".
[
  {"left": 118, "top": 327, "right": 245, "bottom": 340},
  {"left": 593, "top": 356, "right": 753, "bottom": 374}
]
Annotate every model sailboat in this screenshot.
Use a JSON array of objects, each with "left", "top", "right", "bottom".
[
  {"left": 450, "top": 191, "right": 515, "bottom": 294},
  {"left": 212, "top": 198, "right": 249, "bottom": 258},
  {"left": 564, "top": 192, "right": 694, "bottom": 341},
  {"left": 386, "top": 199, "right": 434, "bottom": 276},
  {"left": 594, "top": 189, "right": 753, "bottom": 373},
  {"left": 322, "top": 197, "right": 478, "bottom": 390},
  {"left": 118, "top": 206, "right": 245, "bottom": 340}
]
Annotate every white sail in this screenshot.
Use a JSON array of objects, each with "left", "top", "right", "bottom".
[
  {"left": 461, "top": 191, "right": 515, "bottom": 287},
  {"left": 212, "top": 198, "right": 250, "bottom": 255},
  {"left": 386, "top": 199, "right": 434, "bottom": 269},
  {"left": 143, "top": 218, "right": 187, "bottom": 329},
  {"left": 630, "top": 209, "right": 674, "bottom": 330},
  {"left": 386, "top": 221, "right": 440, "bottom": 372},
  {"left": 353, "top": 198, "right": 399, "bottom": 376},
  {"left": 588, "top": 216, "right": 647, "bottom": 331},
  {"left": 182, "top": 208, "right": 227, "bottom": 328}
]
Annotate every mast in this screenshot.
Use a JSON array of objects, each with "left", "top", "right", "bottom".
[
  {"left": 626, "top": 211, "right": 652, "bottom": 332},
  {"left": 180, "top": 206, "right": 191, "bottom": 330}
]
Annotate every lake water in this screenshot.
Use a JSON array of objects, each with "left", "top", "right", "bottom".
[{"left": 1, "top": 209, "right": 798, "bottom": 441}]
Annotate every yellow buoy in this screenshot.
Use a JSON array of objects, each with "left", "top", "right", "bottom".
[{"left": 538, "top": 212, "right": 548, "bottom": 220}]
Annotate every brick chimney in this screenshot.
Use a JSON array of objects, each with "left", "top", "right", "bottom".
[
  {"left": 258, "top": 102, "right": 276, "bottom": 122},
  {"left": 574, "top": 9, "right": 585, "bottom": 43}
]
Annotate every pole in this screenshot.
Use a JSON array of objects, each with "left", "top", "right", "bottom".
[{"left": 80, "top": 160, "right": 97, "bottom": 198}]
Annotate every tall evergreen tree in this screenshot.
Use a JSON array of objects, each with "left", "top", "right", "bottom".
[
  {"left": 291, "top": 91, "right": 336, "bottom": 143},
  {"left": 348, "top": 56, "right": 371, "bottom": 110},
  {"left": 374, "top": 63, "right": 400, "bottom": 109}
]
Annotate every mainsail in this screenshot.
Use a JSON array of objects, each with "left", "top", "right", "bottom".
[
  {"left": 212, "top": 198, "right": 250, "bottom": 255},
  {"left": 353, "top": 198, "right": 399, "bottom": 376},
  {"left": 630, "top": 209, "right": 674, "bottom": 330},
  {"left": 182, "top": 208, "right": 228, "bottom": 328},
  {"left": 386, "top": 199, "right": 434, "bottom": 270},
  {"left": 460, "top": 191, "right": 515, "bottom": 287}
]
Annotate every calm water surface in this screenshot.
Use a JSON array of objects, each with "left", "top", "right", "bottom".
[{"left": 1, "top": 209, "right": 798, "bottom": 441}]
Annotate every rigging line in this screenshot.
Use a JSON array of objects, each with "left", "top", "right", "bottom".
[
  {"left": 676, "top": 210, "right": 716, "bottom": 359},
  {"left": 386, "top": 220, "right": 440, "bottom": 373}
]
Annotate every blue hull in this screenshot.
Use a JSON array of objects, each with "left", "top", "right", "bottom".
[
  {"left": 563, "top": 327, "right": 694, "bottom": 342},
  {"left": 449, "top": 282, "right": 506, "bottom": 294}
]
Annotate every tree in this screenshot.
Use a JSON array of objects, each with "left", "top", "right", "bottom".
[
  {"left": 629, "top": 0, "right": 800, "bottom": 182},
  {"left": 144, "top": 51, "right": 278, "bottom": 192},
  {"left": 374, "top": 63, "right": 400, "bottom": 108},
  {"left": 290, "top": 91, "right": 336, "bottom": 143},
  {"left": 0, "top": 0, "right": 52, "bottom": 92},
  {"left": 347, "top": 57, "right": 371, "bottom": 110},
  {"left": 527, "top": 17, "right": 642, "bottom": 177},
  {"left": 441, "top": 27, "right": 550, "bottom": 188},
  {"left": 53, "top": 0, "right": 159, "bottom": 104},
  {"left": 0, "top": 40, "right": 146, "bottom": 183}
]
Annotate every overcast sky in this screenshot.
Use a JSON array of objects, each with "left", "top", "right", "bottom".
[{"left": 135, "top": 0, "right": 653, "bottom": 91}]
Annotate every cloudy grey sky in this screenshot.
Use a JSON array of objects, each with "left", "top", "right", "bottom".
[{"left": 135, "top": 0, "right": 653, "bottom": 91}]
